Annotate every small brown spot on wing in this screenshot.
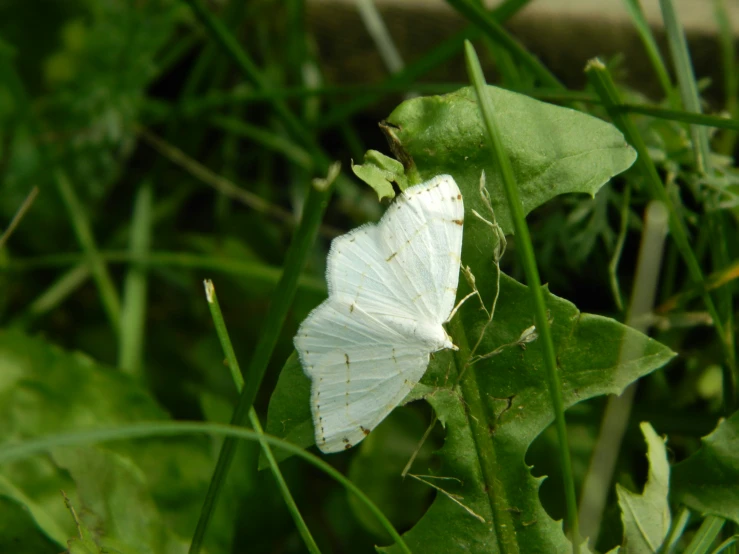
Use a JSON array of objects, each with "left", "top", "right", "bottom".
[
  {"left": 453, "top": 219, "right": 463, "bottom": 226},
  {"left": 360, "top": 426, "right": 370, "bottom": 436},
  {"left": 386, "top": 252, "right": 397, "bottom": 262},
  {"left": 344, "top": 443, "right": 352, "bottom": 450},
  {"left": 345, "top": 353, "right": 350, "bottom": 366}
]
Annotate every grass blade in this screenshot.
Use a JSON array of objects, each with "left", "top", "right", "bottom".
[
  {"left": 586, "top": 59, "right": 737, "bottom": 410},
  {"left": 356, "top": 0, "right": 404, "bottom": 74},
  {"left": 579, "top": 201, "right": 670, "bottom": 545},
  {"left": 119, "top": 182, "right": 153, "bottom": 376},
  {"left": 1, "top": 54, "right": 122, "bottom": 338},
  {"left": 7, "top": 251, "right": 326, "bottom": 294},
  {"left": 189, "top": 174, "right": 335, "bottom": 554},
  {"left": 659, "top": 0, "right": 711, "bottom": 172},
  {"left": 450, "top": 0, "right": 563, "bottom": 89},
  {"left": 0, "top": 186, "right": 38, "bottom": 250},
  {"left": 621, "top": 0, "right": 673, "bottom": 98},
  {"left": 203, "top": 280, "right": 321, "bottom": 554},
  {"left": 659, "top": 0, "right": 737, "bottom": 413},
  {"left": 683, "top": 515, "right": 726, "bottom": 554},
  {"left": 714, "top": 0, "right": 738, "bottom": 155},
  {"left": 464, "top": 40, "right": 580, "bottom": 551},
  {"left": 55, "top": 170, "right": 122, "bottom": 335},
  {"left": 617, "top": 105, "right": 739, "bottom": 131},
  {"left": 318, "top": 0, "right": 533, "bottom": 129}
]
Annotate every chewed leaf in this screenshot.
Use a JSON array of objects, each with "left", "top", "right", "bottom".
[
  {"left": 268, "top": 271, "right": 675, "bottom": 551},
  {"left": 351, "top": 150, "right": 409, "bottom": 200},
  {"left": 616, "top": 422, "right": 671, "bottom": 553},
  {"left": 377, "top": 273, "right": 673, "bottom": 553}
]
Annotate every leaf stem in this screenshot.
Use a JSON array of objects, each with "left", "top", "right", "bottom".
[{"left": 464, "top": 41, "right": 580, "bottom": 551}]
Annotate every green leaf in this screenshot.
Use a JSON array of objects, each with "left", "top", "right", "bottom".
[
  {"left": 0, "top": 496, "right": 58, "bottom": 554},
  {"left": 267, "top": 271, "right": 675, "bottom": 551},
  {"left": 384, "top": 272, "right": 673, "bottom": 553},
  {"left": 0, "top": 470, "right": 71, "bottom": 546},
  {"left": 672, "top": 411, "right": 739, "bottom": 525},
  {"left": 53, "top": 446, "right": 189, "bottom": 554},
  {"left": 351, "top": 150, "right": 409, "bottom": 200},
  {"left": 616, "top": 422, "right": 671, "bottom": 553},
  {"left": 0, "top": 329, "right": 241, "bottom": 552},
  {"left": 260, "top": 352, "right": 314, "bottom": 468},
  {"left": 65, "top": 494, "right": 105, "bottom": 554},
  {"left": 382, "top": 86, "right": 636, "bottom": 263},
  {"left": 347, "top": 410, "right": 436, "bottom": 539}
]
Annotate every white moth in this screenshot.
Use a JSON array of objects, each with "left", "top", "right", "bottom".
[{"left": 294, "top": 175, "right": 464, "bottom": 453}]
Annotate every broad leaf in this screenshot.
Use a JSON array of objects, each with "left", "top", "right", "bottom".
[
  {"left": 53, "top": 447, "right": 189, "bottom": 554},
  {"left": 263, "top": 352, "right": 314, "bottom": 463},
  {"left": 346, "top": 410, "right": 436, "bottom": 539},
  {"left": 672, "top": 411, "right": 739, "bottom": 524},
  {"left": 0, "top": 329, "right": 242, "bottom": 552},
  {"left": 0, "top": 496, "right": 58, "bottom": 554},
  {"left": 381, "top": 85, "right": 637, "bottom": 242},
  {"left": 616, "top": 422, "right": 671, "bottom": 553}
]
